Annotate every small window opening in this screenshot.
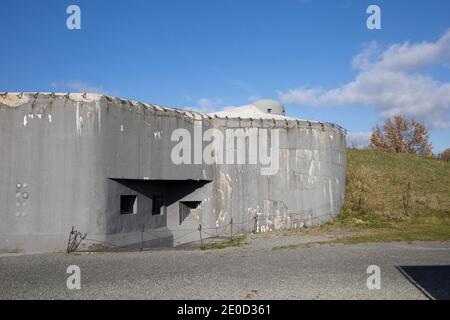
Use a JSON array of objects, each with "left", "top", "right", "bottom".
[
  {"left": 120, "top": 195, "right": 137, "bottom": 215},
  {"left": 152, "top": 195, "right": 165, "bottom": 215},
  {"left": 179, "top": 201, "right": 201, "bottom": 225}
]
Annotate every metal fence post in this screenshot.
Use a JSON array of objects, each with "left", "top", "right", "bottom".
[
  {"left": 141, "top": 223, "right": 145, "bottom": 252},
  {"left": 198, "top": 224, "right": 203, "bottom": 249},
  {"left": 253, "top": 213, "right": 258, "bottom": 234},
  {"left": 230, "top": 218, "right": 233, "bottom": 240}
]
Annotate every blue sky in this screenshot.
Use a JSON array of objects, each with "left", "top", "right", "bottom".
[{"left": 1, "top": 0, "right": 449, "bottom": 152}]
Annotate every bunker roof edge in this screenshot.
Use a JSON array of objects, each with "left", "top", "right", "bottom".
[{"left": 0, "top": 92, "right": 347, "bottom": 133}]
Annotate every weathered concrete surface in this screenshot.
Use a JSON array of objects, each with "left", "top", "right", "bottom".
[{"left": 0, "top": 93, "right": 346, "bottom": 253}]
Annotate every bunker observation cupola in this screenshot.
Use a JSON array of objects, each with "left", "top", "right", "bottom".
[{"left": 252, "top": 99, "right": 285, "bottom": 116}]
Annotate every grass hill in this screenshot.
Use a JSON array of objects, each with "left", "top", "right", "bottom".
[{"left": 325, "top": 148, "right": 450, "bottom": 243}]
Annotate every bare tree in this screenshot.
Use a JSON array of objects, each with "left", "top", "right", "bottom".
[
  {"left": 370, "top": 116, "right": 432, "bottom": 156},
  {"left": 440, "top": 148, "right": 450, "bottom": 161}
]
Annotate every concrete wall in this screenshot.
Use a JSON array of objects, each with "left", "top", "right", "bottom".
[
  {"left": 210, "top": 119, "right": 346, "bottom": 235},
  {"left": 0, "top": 93, "right": 346, "bottom": 253}
]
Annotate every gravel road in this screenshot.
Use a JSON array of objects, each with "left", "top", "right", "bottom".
[{"left": 1, "top": 236, "right": 449, "bottom": 300}]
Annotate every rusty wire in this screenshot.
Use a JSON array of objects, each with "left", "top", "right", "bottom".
[{"left": 65, "top": 202, "right": 337, "bottom": 253}]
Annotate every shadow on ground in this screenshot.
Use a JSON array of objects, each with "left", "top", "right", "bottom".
[{"left": 396, "top": 265, "right": 450, "bottom": 300}]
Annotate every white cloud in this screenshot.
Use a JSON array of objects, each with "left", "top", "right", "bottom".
[
  {"left": 346, "top": 131, "right": 371, "bottom": 148},
  {"left": 50, "top": 81, "right": 105, "bottom": 94},
  {"left": 248, "top": 95, "right": 261, "bottom": 102},
  {"left": 182, "top": 95, "right": 237, "bottom": 114},
  {"left": 279, "top": 29, "right": 450, "bottom": 128},
  {"left": 185, "top": 98, "right": 226, "bottom": 114},
  {"left": 197, "top": 98, "right": 217, "bottom": 110}
]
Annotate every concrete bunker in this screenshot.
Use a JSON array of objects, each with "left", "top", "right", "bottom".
[{"left": 0, "top": 93, "right": 347, "bottom": 253}]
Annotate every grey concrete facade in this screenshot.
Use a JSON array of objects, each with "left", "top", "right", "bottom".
[{"left": 0, "top": 93, "right": 346, "bottom": 253}]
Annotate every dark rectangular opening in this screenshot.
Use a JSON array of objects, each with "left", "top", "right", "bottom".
[
  {"left": 120, "top": 195, "right": 137, "bottom": 215},
  {"left": 152, "top": 195, "right": 165, "bottom": 216},
  {"left": 179, "top": 201, "right": 201, "bottom": 225}
]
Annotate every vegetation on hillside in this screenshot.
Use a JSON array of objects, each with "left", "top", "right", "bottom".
[
  {"left": 440, "top": 148, "right": 450, "bottom": 162},
  {"left": 370, "top": 115, "right": 432, "bottom": 156},
  {"left": 325, "top": 148, "right": 450, "bottom": 242}
]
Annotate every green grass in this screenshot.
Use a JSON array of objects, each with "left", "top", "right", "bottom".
[
  {"left": 322, "top": 149, "right": 450, "bottom": 243},
  {"left": 202, "top": 236, "right": 247, "bottom": 250},
  {"left": 272, "top": 244, "right": 303, "bottom": 250},
  {"left": 326, "top": 215, "right": 450, "bottom": 244},
  {"left": 272, "top": 243, "right": 319, "bottom": 250},
  {"left": 342, "top": 149, "right": 450, "bottom": 217}
]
